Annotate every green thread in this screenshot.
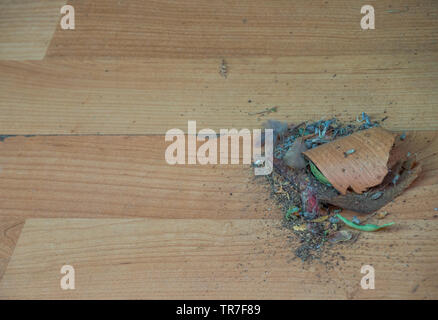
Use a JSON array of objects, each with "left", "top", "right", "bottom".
[
  {"left": 336, "top": 214, "right": 394, "bottom": 232},
  {"left": 309, "top": 162, "right": 331, "bottom": 186}
]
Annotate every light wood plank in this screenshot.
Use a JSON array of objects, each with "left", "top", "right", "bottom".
[
  {"left": 1, "top": 53, "right": 437, "bottom": 134},
  {"left": 46, "top": 0, "right": 438, "bottom": 58},
  {"left": 0, "top": 0, "right": 66, "bottom": 60},
  {"left": 0, "top": 131, "right": 436, "bottom": 219},
  {"left": 1, "top": 218, "right": 437, "bottom": 299},
  {"left": 0, "top": 135, "right": 277, "bottom": 219}
]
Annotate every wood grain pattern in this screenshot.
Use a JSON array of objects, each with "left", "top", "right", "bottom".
[
  {"left": 0, "top": 135, "right": 277, "bottom": 219},
  {"left": 1, "top": 0, "right": 437, "bottom": 300},
  {"left": 1, "top": 218, "right": 437, "bottom": 299},
  {"left": 1, "top": 53, "right": 437, "bottom": 135},
  {"left": 0, "top": 0, "right": 66, "bottom": 60},
  {"left": 0, "top": 218, "right": 24, "bottom": 281},
  {"left": 0, "top": 131, "right": 436, "bottom": 220},
  {"left": 46, "top": 0, "right": 438, "bottom": 58}
]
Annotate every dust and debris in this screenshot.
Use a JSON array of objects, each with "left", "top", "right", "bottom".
[
  {"left": 267, "top": 166, "right": 348, "bottom": 261},
  {"left": 0, "top": 134, "right": 35, "bottom": 142},
  {"left": 376, "top": 211, "right": 389, "bottom": 219},
  {"left": 254, "top": 112, "right": 417, "bottom": 262},
  {"left": 344, "top": 149, "right": 355, "bottom": 157},
  {"left": 328, "top": 230, "right": 354, "bottom": 243},
  {"left": 219, "top": 59, "right": 228, "bottom": 78},
  {"left": 370, "top": 191, "right": 383, "bottom": 200},
  {"left": 0, "top": 135, "right": 16, "bottom": 142},
  {"left": 386, "top": 6, "right": 409, "bottom": 14},
  {"left": 248, "top": 106, "right": 278, "bottom": 116}
]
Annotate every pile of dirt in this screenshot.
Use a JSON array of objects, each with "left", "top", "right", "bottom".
[{"left": 256, "top": 113, "right": 421, "bottom": 261}]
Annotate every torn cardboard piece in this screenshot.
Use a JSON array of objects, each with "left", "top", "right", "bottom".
[{"left": 303, "top": 127, "right": 397, "bottom": 195}]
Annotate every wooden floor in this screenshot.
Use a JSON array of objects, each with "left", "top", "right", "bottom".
[{"left": 0, "top": 0, "right": 437, "bottom": 299}]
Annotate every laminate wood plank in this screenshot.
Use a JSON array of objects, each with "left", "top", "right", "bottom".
[
  {"left": 46, "top": 0, "right": 438, "bottom": 58},
  {"left": 1, "top": 218, "right": 437, "bottom": 299},
  {"left": 1, "top": 53, "right": 437, "bottom": 135},
  {"left": 0, "top": 135, "right": 277, "bottom": 219}
]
